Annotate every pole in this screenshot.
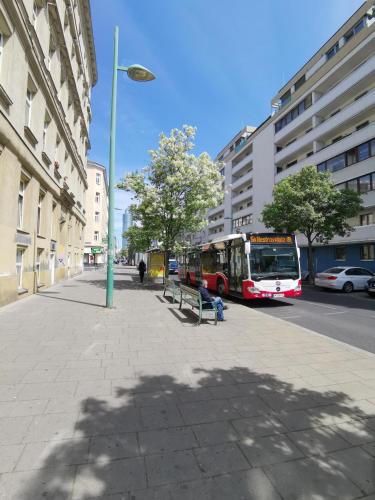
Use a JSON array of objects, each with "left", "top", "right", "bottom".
[{"left": 106, "top": 26, "right": 119, "bottom": 308}]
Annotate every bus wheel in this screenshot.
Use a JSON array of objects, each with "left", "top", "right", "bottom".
[
  {"left": 217, "top": 279, "right": 225, "bottom": 296},
  {"left": 185, "top": 274, "right": 190, "bottom": 286}
]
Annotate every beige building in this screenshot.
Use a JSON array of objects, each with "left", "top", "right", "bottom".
[
  {"left": 0, "top": 0, "right": 97, "bottom": 306},
  {"left": 84, "top": 161, "right": 108, "bottom": 265}
]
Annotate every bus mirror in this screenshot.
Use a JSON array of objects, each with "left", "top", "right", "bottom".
[{"left": 244, "top": 241, "right": 251, "bottom": 255}]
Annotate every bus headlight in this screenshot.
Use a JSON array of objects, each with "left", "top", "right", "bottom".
[{"left": 248, "top": 286, "right": 260, "bottom": 293}]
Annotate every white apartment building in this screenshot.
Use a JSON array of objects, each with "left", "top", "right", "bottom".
[
  {"left": 198, "top": 0, "right": 375, "bottom": 273},
  {"left": 0, "top": 0, "right": 97, "bottom": 306},
  {"left": 84, "top": 161, "right": 108, "bottom": 265}
]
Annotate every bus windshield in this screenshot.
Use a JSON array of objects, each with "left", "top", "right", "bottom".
[{"left": 250, "top": 244, "right": 299, "bottom": 281}]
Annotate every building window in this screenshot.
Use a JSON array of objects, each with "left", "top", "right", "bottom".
[
  {"left": 18, "top": 180, "right": 25, "bottom": 229},
  {"left": 16, "top": 248, "right": 24, "bottom": 290},
  {"left": 25, "top": 89, "right": 33, "bottom": 127},
  {"left": 294, "top": 74, "right": 305, "bottom": 91},
  {"left": 36, "top": 248, "right": 43, "bottom": 285},
  {"left": 360, "top": 213, "right": 372, "bottom": 226},
  {"left": 51, "top": 201, "right": 56, "bottom": 239},
  {"left": 42, "top": 113, "right": 51, "bottom": 151},
  {"left": 32, "top": 3, "right": 39, "bottom": 28},
  {"left": 360, "top": 244, "right": 374, "bottom": 261},
  {"left": 318, "top": 136, "right": 375, "bottom": 174},
  {"left": 359, "top": 175, "right": 371, "bottom": 194},
  {"left": 96, "top": 173, "right": 100, "bottom": 185},
  {"left": 326, "top": 42, "right": 339, "bottom": 60},
  {"left": 280, "top": 90, "right": 291, "bottom": 107},
  {"left": 94, "top": 231, "right": 99, "bottom": 242},
  {"left": 95, "top": 192, "right": 100, "bottom": 203},
  {"left": 37, "top": 192, "right": 44, "bottom": 235},
  {"left": 358, "top": 142, "right": 370, "bottom": 162},
  {"left": 335, "top": 246, "right": 346, "bottom": 261},
  {"left": 344, "top": 18, "right": 364, "bottom": 42},
  {"left": 275, "top": 94, "right": 312, "bottom": 133},
  {"left": 94, "top": 212, "right": 100, "bottom": 223}
]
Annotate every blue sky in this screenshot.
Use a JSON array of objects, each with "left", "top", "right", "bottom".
[{"left": 88, "top": 0, "right": 363, "bottom": 244}]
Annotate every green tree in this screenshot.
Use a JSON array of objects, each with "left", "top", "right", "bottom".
[
  {"left": 261, "top": 166, "right": 362, "bottom": 282},
  {"left": 117, "top": 125, "right": 223, "bottom": 279}
]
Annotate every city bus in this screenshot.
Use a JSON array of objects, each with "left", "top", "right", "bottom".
[{"left": 179, "top": 233, "right": 302, "bottom": 299}]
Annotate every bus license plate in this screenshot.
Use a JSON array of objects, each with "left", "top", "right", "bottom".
[{"left": 274, "top": 293, "right": 284, "bottom": 298}]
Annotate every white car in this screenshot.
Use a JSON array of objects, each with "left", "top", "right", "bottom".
[{"left": 315, "top": 266, "right": 374, "bottom": 293}]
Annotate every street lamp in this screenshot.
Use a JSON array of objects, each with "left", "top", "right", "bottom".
[{"left": 106, "top": 26, "right": 155, "bottom": 308}]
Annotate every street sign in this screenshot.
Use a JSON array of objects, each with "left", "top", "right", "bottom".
[{"left": 91, "top": 247, "right": 102, "bottom": 254}]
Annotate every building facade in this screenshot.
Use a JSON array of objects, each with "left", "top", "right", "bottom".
[
  {"left": 84, "top": 161, "right": 108, "bottom": 265},
  {"left": 0, "top": 0, "right": 97, "bottom": 306},
  {"left": 122, "top": 208, "right": 132, "bottom": 250},
  {"left": 198, "top": 0, "right": 375, "bottom": 273}
]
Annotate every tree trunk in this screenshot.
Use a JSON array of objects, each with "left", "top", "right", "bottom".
[
  {"left": 163, "top": 249, "right": 170, "bottom": 284},
  {"left": 307, "top": 238, "right": 314, "bottom": 284}
]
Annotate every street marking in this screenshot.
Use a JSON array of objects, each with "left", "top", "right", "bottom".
[
  {"left": 298, "top": 300, "right": 338, "bottom": 310},
  {"left": 324, "top": 311, "right": 348, "bottom": 316}
]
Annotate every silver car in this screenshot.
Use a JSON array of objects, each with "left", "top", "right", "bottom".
[{"left": 315, "top": 266, "right": 374, "bottom": 293}]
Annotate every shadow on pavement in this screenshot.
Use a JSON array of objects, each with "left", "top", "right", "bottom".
[
  {"left": 36, "top": 293, "right": 105, "bottom": 308},
  {"left": 78, "top": 277, "right": 164, "bottom": 292},
  {"left": 17, "top": 366, "right": 375, "bottom": 499}
]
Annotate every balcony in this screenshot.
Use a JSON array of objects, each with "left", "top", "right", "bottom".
[
  {"left": 232, "top": 206, "right": 252, "bottom": 220},
  {"left": 276, "top": 121, "right": 375, "bottom": 182},
  {"left": 207, "top": 203, "right": 224, "bottom": 217},
  {"left": 275, "top": 89, "right": 375, "bottom": 164},
  {"left": 231, "top": 189, "right": 253, "bottom": 206},
  {"left": 208, "top": 217, "right": 224, "bottom": 229},
  {"left": 275, "top": 55, "right": 375, "bottom": 144},
  {"left": 231, "top": 152, "right": 253, "bottom": 176},
  {"left": 231, "top": 170, "right": 253, "bottom": 191},
  {"left": 208, "top": 230, "right": 225, "bottom": 241}
]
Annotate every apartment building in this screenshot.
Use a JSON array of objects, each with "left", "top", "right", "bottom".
[
  {"left": 84, "top": 161, "right": 108, "bottom": 265},
  {"left": 199, "top": 0, "right": 375, "bottom": 273},
  {"left": 271, "top": 0, "right": 375, "bottom": 272},
  {"left": 0, "top": 0, "right": 97, "bottom": 306}
]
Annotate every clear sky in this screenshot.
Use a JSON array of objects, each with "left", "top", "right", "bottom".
[{"left": 88, "top": 0, "right": 363, "bottom": 244}]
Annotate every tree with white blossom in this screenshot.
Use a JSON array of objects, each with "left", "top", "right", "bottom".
[{"left": 117, "top": 125, "right": 223, "bottom": 278}]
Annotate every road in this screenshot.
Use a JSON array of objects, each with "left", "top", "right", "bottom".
[{"left": 235, "top": 285, "right": 375, "bottom": 354}]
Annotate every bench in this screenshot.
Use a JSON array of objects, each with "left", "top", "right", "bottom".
[
  {"left": 163, "top": 278, "right": 179, "bottom": 304},
  {"left": 179, "top": 284, "right": 217, "bottom": 325}
]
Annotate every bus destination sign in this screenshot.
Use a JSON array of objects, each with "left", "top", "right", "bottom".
[{"left": 249, "top": 235, "right": 293, "bottom": 245}]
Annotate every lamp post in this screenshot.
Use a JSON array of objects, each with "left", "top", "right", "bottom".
[{"left": 106, "top": 26, "right": 155, "bottom": 308}]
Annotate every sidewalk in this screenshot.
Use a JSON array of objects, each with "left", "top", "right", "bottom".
[{"left": 0, "top": 266, "right": 375, "bottom": 499}]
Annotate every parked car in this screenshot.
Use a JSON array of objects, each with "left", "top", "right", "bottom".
[
  {"left": 168, "top": 259, "right": 179, "bottom": 274},
  {"left": 366, "top": 276, "right": 375, "bottom": 297},
  {"left": 314, "top": 266, "right": 374, "bottom": 293}
]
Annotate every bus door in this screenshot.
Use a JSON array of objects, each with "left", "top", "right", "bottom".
[{"left": 228, "top": 240, "right": 244, "bottom": 293}]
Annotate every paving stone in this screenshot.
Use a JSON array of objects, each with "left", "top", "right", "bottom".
[
  {"left": 211, "top": 468, "right": 282, "bottom": 500},
  {"left": 0, "top": 416, "right": 33, "bottom": 445},
  {"left": 239, "top": 434, "right": 304, "bottom": 466},
  {"left": 0, "top": 444, "right": 25, "bottom": 472},
  {"left": 265, "top": 457, "right": 362, "bottom": 499},
  {"left": 23, "top": 412, "right": 78, "bottom": 442},
  {"left": 89, "top": 433, "right": 139, "bottom": 461},
  {"left": 362, "top": 441, "right": 375, "bottom": 457},
  {"left": 140, "top": 404, "right": 184, "bottom": 429},
  {"left": 232, "top": 415, "right": 286, "bottom": 439},
  {"left": 73, "top": 457, "right": 146, "bottom": 498},
  {"left": 194, "top": 442, "right": 250, "bottom": 476},
  {"left": 334, "top": 419, "right": 375, "bottom": 445},
  {"left": 287, "top": 425, "right": 351, "bottom": 456},
  {"left": 179, "top": 399, "right": 240, "bottom": 425},
  {"left": 21, "top": 369, "right": 60, "bottom": 383},
  {"left": 229, "top": 395, "right": 273, "bottom": 417},
  {"left": 0, "top": 466, "right": 76, "bottom": 499},
  {"left": 192, "top": 421, "right": 238, "bottom": 446},
  {"left": 0, "top": 384, "right": 20, "bottom": 401},
  {"left": 139, "top": 427, "right": 197, "bottom": 454},
  {"left": 328, "top": 446, "right": 375, "bottom": 494},
  {"left": 16, "top": 438, "right": 89, "bottom": 470},
  {"left": 57, "top": 367, "right": 105, "bottom": 382},
  {"left": 145, "top": 450, "right": 202, "bottom": 487},
  {"left": 17, "top": 382, "right": 77, "bottom": 400}
]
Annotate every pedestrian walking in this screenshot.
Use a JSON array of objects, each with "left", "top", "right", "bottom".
[
  {"left": 198, "top": 279, "right": 225, "bottom": 320},
  {"left": 138, "top": 259, "right": 146, "bottom": 283}
]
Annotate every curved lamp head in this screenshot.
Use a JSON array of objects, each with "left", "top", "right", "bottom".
[{"left": 127, "top": 64, "right": 155, "bottom": 82}]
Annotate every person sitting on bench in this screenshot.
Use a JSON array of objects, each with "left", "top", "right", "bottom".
[{"left": 198, "top": 279, "right": 225, "bottom": 321}]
